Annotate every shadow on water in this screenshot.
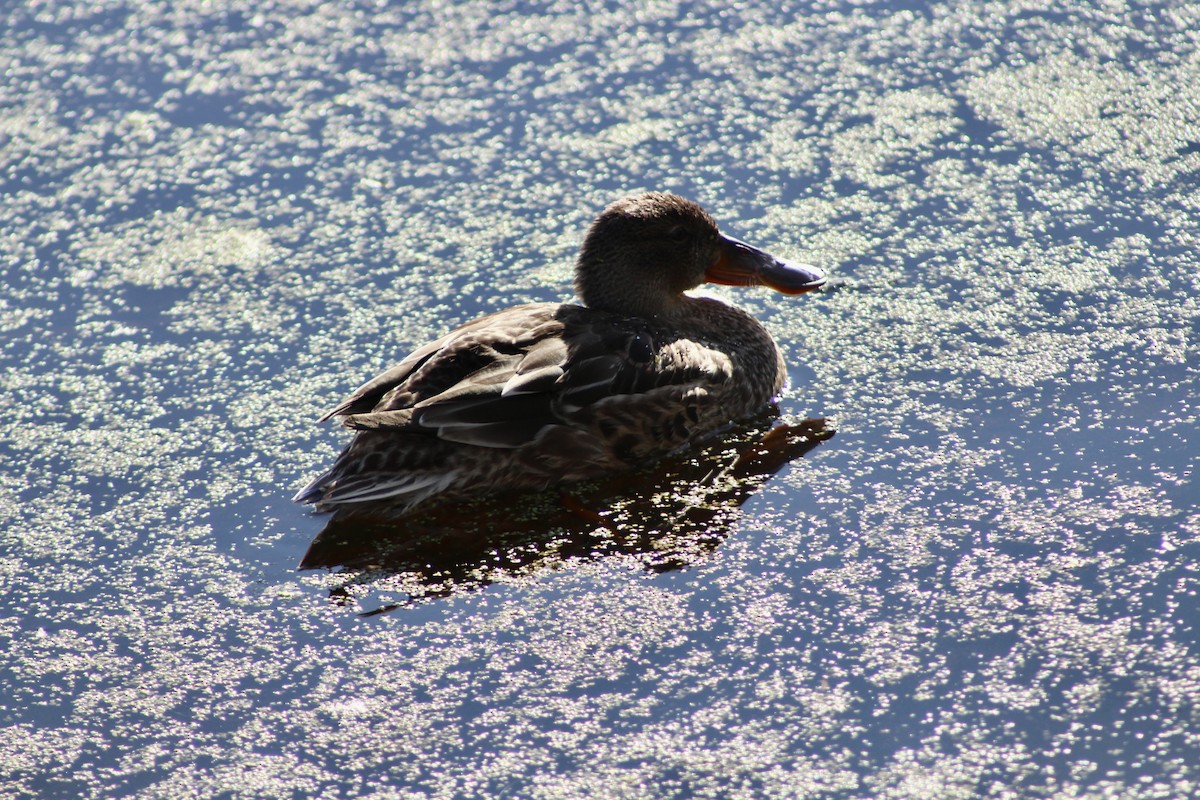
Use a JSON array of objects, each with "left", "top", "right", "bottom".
[{"left": 300, "top": 413, "right": 834, "bottom": 614}]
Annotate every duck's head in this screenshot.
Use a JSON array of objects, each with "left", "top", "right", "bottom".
[{"left": 575, "top": 191, "right": 826, "bottom": 319}]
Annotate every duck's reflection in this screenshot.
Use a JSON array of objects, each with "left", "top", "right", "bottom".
[{"left": 301, "top": 414, "right": 832, "bottom": 613}]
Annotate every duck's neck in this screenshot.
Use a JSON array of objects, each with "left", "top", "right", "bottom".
[
  {"left": 579, "top": 277, "right": 770, "bottom": 344},
  {"left": 652, "top": 291, "right": 715, "bottom": 326},
  {"left": 583, "top": 291, "right": 711, "bottom": 327},
  {"left": 576, "top": 273, "right": 672, "bottom": 320},
  {"left": 641, "top": 293, "right": 702, "bottom": 326},
  {"left": 671, "top": 292, "right": 765, "bottom": 335}
]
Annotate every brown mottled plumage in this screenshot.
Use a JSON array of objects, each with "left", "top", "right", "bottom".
[{"left": 294, "top": 192, "right": 825, "bottom": 513}]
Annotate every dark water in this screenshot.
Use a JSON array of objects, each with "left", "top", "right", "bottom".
[{"left": 3, "top": 1, "right": 1199, "bottom": 798}]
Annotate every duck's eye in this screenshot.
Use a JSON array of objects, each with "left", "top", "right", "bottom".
[{"left": 667, "top": 225, "right": 690, "bottom": 243}]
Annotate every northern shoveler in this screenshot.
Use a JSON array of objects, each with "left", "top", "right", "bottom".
[{"left": 294, "top": 192, "right": 825, "bottom": 513}]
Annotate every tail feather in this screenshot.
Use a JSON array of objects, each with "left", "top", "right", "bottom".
[
  {"left": 293, "top": 469, "right": 461, "bottom": 510},
  {"left": 292, "top": 469, "right": 335, "bottom": 504}
]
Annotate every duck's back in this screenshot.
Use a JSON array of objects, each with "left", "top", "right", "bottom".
[{"left": 294, "top": 298, "right": 784, "bottom": 511}]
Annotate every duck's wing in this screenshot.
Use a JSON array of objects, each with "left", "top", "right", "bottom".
[
  {"left": 327, "top": 304, "right": 733, "bottom": 452},
  {"left": 317, "top": 309, "right": 509, "bottom": 421}
]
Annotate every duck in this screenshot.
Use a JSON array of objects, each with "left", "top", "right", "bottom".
[{"left": 294, "top": 191, "right": 825, "bottom": 513}]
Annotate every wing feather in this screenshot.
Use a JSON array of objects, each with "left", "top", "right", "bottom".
[{"left": 326, "top": 303, "right": 735, "bottom": 452}]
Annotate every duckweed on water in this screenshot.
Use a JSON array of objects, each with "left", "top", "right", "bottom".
[{"left": 2, "top": 1, "right": 1198, "bottom": 798}]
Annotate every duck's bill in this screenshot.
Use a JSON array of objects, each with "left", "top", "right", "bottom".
[{"left": 706, "top": 235, "right": 826, "bottom": 295}]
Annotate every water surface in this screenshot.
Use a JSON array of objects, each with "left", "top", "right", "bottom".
[{"left": 3, "top": 1, "right": 1198, "bottom": 798}]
